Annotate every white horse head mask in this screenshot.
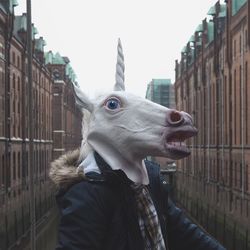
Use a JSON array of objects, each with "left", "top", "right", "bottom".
[{"left": 74, "top": 39, "right": 197, "bottom": 185}]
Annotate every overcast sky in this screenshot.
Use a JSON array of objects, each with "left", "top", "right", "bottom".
[{"left": 16, "top": 0, "right": 217, "bottom": 98}]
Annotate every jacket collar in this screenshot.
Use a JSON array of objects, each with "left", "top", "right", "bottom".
[
  {"left": 49, "top": 149, "right": 86, "bottom": 190},
  {"left": 49, "top": 149, "right": 133, "bottom": 190}
]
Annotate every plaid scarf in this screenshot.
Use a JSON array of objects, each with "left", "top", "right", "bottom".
[{"left": 131, "top": 184, "right": 166, "bottom": 250}]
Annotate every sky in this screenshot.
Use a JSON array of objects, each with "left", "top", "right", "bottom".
[{"left": 15, "top": 0, "right": 218, "bottom": 98}]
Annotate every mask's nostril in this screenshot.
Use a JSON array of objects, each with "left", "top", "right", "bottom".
[
  {"left": 170, "top": 111, "right": 182, "bottom": 123},
  {"left": 167, "top": 110, "right": 184, "bottom": 126}
]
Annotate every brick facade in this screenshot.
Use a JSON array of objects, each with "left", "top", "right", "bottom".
[
  {"left": 175, "top": 1, "right": 250, "bottom": 249},
  {"left": 0, "top": 3, "right": 82, "bottom": 248}
]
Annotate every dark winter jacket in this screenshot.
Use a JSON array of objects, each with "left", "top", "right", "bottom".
[{"left": 50, "top": 150, "right": 226, "bottom": 250}]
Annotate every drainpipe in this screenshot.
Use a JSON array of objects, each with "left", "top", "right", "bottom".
[
  {"left": 199, "top": 87, "right": 202, "bottom": 183},
  {"left": 241, "top": 25, "right": 245, "bottom": 198},
  {"left": 207, "top": 62, "right": 211, "bottom": 183},
  {"left": 26, "top": 0, "right": 36, "bottom": 249},
  {"left": 192, "top": 77, "right": 195, "bottom": 176},
  {"left": 4, "top": 4, "right": 13, "bottom": 248},
  {"left": 221, "top": 43, "right": 225, "bottom": 183},
  {"left": 4, "top": 1, "right": 12, "bottom": 194},
  {"left": 192, "top": 43, "right": 197, "bottom": 178}
]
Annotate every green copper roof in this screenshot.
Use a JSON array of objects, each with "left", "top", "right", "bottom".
[
  {"left": 181, "top": 46, "right": 187, "bottom": 53},
  {"left": 66, "top": 64, "right": 74, "bottom": 78},
  {"left": 188, "top": 48, "right": 195, "bottom": 64},
  {"left": 44, "top": 51, "right": 53, "bottom": 64},
  {"left": 14, "top": 14, "right": 27, "bottom": 32},
  {"left": 71, "top": 73, "right": 76, "bottom": 82},
  {"left": 35, "top": 37, "right": 46, "bottom": 52},
  {"left": 53, "top": 52, "right": 66, "bottom": 65},
  {"left": 65, "top": 63, "right": 71, "bottom": 76},
  {"left": 207, "top": 21, "right": 214, "bottom": 44},
  {"left": 44, "top": 51, "right": 77, "bottom": 82},
  {"left": 9, "top": 0, "right": 18, "bottom": 12},
  {"left": 44, "top": 51, "right": 66, "bottom": 65},
  {"left": 12, "top": 0, "right": 18, "bottom": 7},
  {"left": 189, "top": 35, "right": 195, "bottom": 43},
  {"left": 232, "top": 0, "right": 247, "bottom": 15},
  {"left": 218, "top": 4, "right": 226, "bottom": 18},
  {"left": 207, "top": 5, "right": 216, "bottom": 16},
  {"left": 195, "top": 24, "right": 203, "bottom": 32},
  {"left": 0, "top": 0, "right": 18, "bottom": 14},
  {"left": 9, "top": 0, "right": 18, "bottom": 13},
  {"left": 66, "top": 64, "right": 74, "bottom": 77},
  {"left": 66, "top": 64, "right": 77, "bottom": 82},
  {"left": 14, "top": 16, "right": 38, "bottom": 41},
  {"left": 32, "top": 25, "right": 38, "bottom": 40}
]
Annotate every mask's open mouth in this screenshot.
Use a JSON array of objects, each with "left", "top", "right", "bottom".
[{"left": 165, "top": 127, "right": 198, "bottom": 159}]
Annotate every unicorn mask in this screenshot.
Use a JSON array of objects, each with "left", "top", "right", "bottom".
[{"left": 74, "top": 39, "right": 197, "bottom": 185}]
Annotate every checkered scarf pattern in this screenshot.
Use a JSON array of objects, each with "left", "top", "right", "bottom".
[{"left": 131, "top": 184, "right": 166, "bottom": 250}]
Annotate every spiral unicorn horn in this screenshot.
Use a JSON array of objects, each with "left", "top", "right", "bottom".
[{"left": 114, "top": 38, "right": 125, "bottom": 91}]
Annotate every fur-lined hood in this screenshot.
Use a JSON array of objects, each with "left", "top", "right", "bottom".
[{"left": 49, "top": 149, "right": 86, "bottom": 190}]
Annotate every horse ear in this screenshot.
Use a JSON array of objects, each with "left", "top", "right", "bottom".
[
  {"left": 114, "top": 38, "right": 125, "bottom": 91},
  {"left": 73, "top": 85, "right": 94, "bottom": 113}
]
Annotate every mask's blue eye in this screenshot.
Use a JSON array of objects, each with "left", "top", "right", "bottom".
[{"left": 105, "top": 98, "right": 121, "bottom": 110}]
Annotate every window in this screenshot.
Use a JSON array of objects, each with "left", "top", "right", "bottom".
[
  {"left": 12, "top": 51, "right": 15, "bottom": 65},
  {"left": 240, "top": 35, "right": 242, "bottom": 54},
  {"left": 234, "top": 162, "right": 237, "bottom": 187},
  {"left": 13, "top": 73, "right": 16, "bottom": 89},
  {"left": 1, "top": 154, "right": 4, "bottom": 187},
  {"left": 17, "top": 77, "right": 20, "bottom": 91},
  {"left": 234, "top": 40, "right": 236, "bottom": 58},
  {"left": 246, "top": 164, "right": 249, "bottom": 192},
  {"left": 7, "top": 152, "right": 10, "bottom": 188},
  {"left": 247, "top": 200, "right": 249, "bottom": 218},
  {"left": 225, "top": 161, "right": 228, "bottom": 185},
  {"left": 18, "top": 152, "right": 20, "bottom": 179},
  {"left": 245, "top": 30, "right": 248, "bottom": 50},
  {"left": 17, "top": 56, "right": 20, "bottom": 69},
  {"left": 240, "top": 163, "right": 243, "bottom": 189},
  {"left": 53, "top": 70, "right": 61, "bottom": 80},
  {"left": 13, "top": 152, "right": 16, "bottom": 180},
  {"left": 39, "top": 151, "right": 42, "bottom": 175},
  {"left": 13, "top": 99, "right": 15, "bottom": 113}
]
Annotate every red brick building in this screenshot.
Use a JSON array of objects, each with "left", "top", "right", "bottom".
[
  {"left": 175, "top": 1, "right": 250, "bottom": 249},
  {"left": 45, "top": 51, "right": 82, "bottom": 160},
  {"left": 0, "top": 2, "right": 82, "bottom": 248}
]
